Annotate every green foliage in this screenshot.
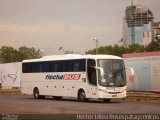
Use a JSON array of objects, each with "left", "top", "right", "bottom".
[
  {"left": 86, "top": 36, "right": 160, "bottom": 56},
  {"left": 0, "top": 46, "right": 43, "bottom": 63},
  {"left": 145, "top": 36, "right": 160, "bottom": 52},
  {"left": 86, "top": 44, "right": 146, "bottom": 57},
  {"left": 128, "top": 44, "right": 145, "bottom": 53},
  {"left": 0, "top": 46, "right": 19, "bottom": 63},
  {"left": 18, "top": 46, "right": 42, "bottom": 61}
]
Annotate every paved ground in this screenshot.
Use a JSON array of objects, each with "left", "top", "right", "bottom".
[
  {"left": 0, "top": 94, "right": 160, "bottom": 120},
  {"left": 0, "top": 94, "right": 160, "bottom": 114}
]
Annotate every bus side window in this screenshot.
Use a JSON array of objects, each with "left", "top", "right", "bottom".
[
  {"left": 73, "top": 62, "right": 79, "bottom": 71},
  {"left": 32, "top": 62, "right": 41, "bottom": 72},
  {"left": 62, "top": 61, "right": 72, "bottom": 72},
  {"left": 51, "top": 61, "right": 61, "bottom": 72},
  {"left": 87, "top": 59, "right": 97, "bottom": 86},
  {"left": 28, "top": 63, "right": 32, "bottom": 72},
  {"left": 78, "top": 59, "right": 85, "bottom": 71},
  {"left": 73, "top": 59, "right": 85, "bottom": 72},
  {"left": 54, "top": 63, "right": 59, "bottom": 72},
  {"left": 41, "top": 62, "right": 51, "bottom": 72},
  {"left": 22, "top": 63, "right": 27, "bottom": 73},
  {"left": 23, "top": 63, "right": 35, "bottom": 73}
]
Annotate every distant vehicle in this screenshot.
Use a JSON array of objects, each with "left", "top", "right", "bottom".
[{"left": 21, "top": 54, "right": 134, "bottom": 102}]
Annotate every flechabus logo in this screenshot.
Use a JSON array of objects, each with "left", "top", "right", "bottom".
[
  {"left": 64, "top": 74, "right": 81, "bottom": 80},
  {"left": 45, "top": 74, "right": 81, "bottom": 80},
  {"left": 45, "top": 74, "right": 63, "bottom": 80}
]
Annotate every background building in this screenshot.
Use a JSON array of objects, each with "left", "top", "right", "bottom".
[
  {"left": 123, "top": 5, "right": 154, "bottom": 46},
  {"left": 143, "top": 22, "right": 160, "bottom": 46}
]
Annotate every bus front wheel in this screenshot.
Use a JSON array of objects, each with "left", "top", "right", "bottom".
[{"left": 78, "top": 90, "right": 87, "bottom": 102}]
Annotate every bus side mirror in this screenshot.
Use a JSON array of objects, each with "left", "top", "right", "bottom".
[
  {"left": 95, "top": 67, "right": 104, "bottom": 77},
  {"left": 126, "top": 67, "right": 135, "bottom": 80}
]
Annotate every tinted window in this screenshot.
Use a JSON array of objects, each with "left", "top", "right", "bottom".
[
  {"left": 87, "top": 59, "right": 97, "bottom": 86},
  {"left": 41, "top": 62, "right": 51, "bottom": 72},
  {"left": 62, "top": 61, "right": 73, "bottom": 72},
  {"left": 22, "top": 62, "right": 41, "bottom": 73},
  {"left": 22, "top": 59, "right": 86, "bottom": 73},
  {"left": 73, "top": 59, "right": 85, "bottom": 71},
  {"left": 32, "top": 62, "right": 41, "bottom": 72},
  {"left": 51, "top": 61, "right": 61, "bottom": 72},
  {"left": 22, "top": 63, "right": 28, "bottom": 73}
]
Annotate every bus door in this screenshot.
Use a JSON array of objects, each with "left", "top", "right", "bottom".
[{"left": 87, "top": 59, "right": 98, "bottom": 98}]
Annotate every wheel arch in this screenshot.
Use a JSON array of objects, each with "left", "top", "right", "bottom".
[
  {"left": 77, "top": 88, "right": 85, "bottom": 96},
  {"left": 33, "top": 86, "right": 41, "bottom": 96},
  {"left": 77, "top": 88, "right": 89, "bottom": 102}
]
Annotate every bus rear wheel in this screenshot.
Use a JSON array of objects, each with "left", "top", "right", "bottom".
[
  {"left": 78, "top": 90, "right": 87, "bottom": 102},
  {"left": 33, "top": 88, "right": 44, "bottom": 99}
]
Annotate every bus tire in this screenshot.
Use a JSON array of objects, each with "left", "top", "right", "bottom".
[
  {"left": 78, "top": 90, "right": 87, "bottom": 102},
  {"left": 33, "top": 88, "right": 44, "bottom": 99},
  {"left": 103, "top": 99, "right": 111, "bottom": 103}
]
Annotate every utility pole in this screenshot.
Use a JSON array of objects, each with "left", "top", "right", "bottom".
[
  {"left": 131, "top": 0, "right": 135, "bottom": 45},
  {"left": 94, "top": 38, "right": 98, "bottom": 54}
]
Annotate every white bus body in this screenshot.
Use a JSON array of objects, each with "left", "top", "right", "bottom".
[{"left": 21, "top": 54, "right": 128, "bottom": 102}]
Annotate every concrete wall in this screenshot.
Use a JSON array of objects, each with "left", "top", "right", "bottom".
[
  {"left": 123, "top": 52, "right": 160, "bottom": 92},
  {"left": 0, "top": 62, "right": 21, "bottom": 89}
]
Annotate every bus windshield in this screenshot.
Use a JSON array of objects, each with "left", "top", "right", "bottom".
[{"left": 98, "top": 59, "right": 126, "bottom": 87}]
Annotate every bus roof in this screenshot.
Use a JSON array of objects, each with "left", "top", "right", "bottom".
[{"left": 22, "top": 54, "right": 123, "bottom": 63}]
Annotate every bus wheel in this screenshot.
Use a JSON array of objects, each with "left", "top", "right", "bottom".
[
  {"left": 33, "top": 88, "right": 41, "bottom": 99},
  {"left": 78, "top": 90, "right": 87, "bottom": 102},
  {"left": 103, "top": 99, "right": 111, "bottom": 103}
]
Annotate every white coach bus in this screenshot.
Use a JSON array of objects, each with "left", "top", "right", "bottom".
[{"left": 21, "top": 54, "right": 134, "bottom": 102}]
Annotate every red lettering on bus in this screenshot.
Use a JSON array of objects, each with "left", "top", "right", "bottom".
[{"left": 64, "top": 74, "right": 81, "bottom": 80}]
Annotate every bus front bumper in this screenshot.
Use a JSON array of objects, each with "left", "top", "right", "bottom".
[{"left": 98, "top": 90, "right": 126, "bottom": 99}]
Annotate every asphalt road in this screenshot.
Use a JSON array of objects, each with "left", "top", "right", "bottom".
[{"left": 0, "top": 94, "right": 160, "bottom": 120}]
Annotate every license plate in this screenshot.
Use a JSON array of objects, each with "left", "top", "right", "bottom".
[{"left": 112, "top": 95, "right": 117, "bottom": 97}]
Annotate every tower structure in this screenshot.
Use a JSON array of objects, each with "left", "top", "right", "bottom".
[{"left": 123, "top": 1, "right": 154, "bottom": 47}]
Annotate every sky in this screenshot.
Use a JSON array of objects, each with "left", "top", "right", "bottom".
[{"left": 0, "top": 0, "right": 160, "bottom": 55}]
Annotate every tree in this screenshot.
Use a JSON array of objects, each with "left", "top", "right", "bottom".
[
  {"left": 145, "top": 36, "right": 160, "bottom": 52},
  {"left": 127, "top": 44, "right": 145, "bottom": 53},
  {"left": 86, "top": 44, "right": 145, "bottom": 57},
  {"left": 0, "top": 46, "right": 19, "bottom": 63},
  {"left": 0, "top": 46, "right": 43, "bottom": 63},
  {"left": 18, "top": 46, "right": 42, "bottom": 61}
]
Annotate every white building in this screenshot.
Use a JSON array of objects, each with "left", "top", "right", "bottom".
[{"left": 143, "top": 22, "right": 160, "bottom": 46}]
